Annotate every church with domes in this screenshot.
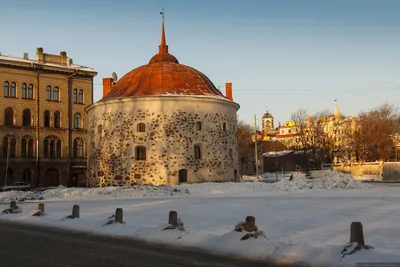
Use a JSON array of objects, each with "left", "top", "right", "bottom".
[{"left": 85, "top": 18, "right": 240, "bottom": 187}]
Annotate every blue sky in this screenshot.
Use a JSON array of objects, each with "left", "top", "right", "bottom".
[{"left": 1, "top": 0, "right": 399, "bottom": 127}]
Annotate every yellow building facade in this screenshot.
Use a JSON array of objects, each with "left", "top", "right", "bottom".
[{"left": 0, "top": 48, "right": 97, "bottom": 187}]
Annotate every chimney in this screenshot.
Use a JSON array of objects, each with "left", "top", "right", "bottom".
[
  {"left": 225, "top": 82, "right": 233, "bottom": 101},
  {"left": 60, "top": 51, "right": 67, "bottom": 66},
  {"left": 36, "top": 47, "right": 44, "bottom": 63},
  {"left": 23, "top": 53, "right": 29, "bottom": 60},
  {"left": 103, "top": 77, "right": 114, "bottom": 98}
]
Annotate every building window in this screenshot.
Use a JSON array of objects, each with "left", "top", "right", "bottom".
[
  {"left": 4, "top": 81, "right": 9, "bottom": 97},
  {"left": 28, "top": 139, "right": 33, "bottom": 157},
  {"left": 288, "top": 129, "right": 291, "bottom": 133},
  {"left": 22, "top": 109, "right": 31, "bottom": 126},
  {"left": 135, "top": 146, "right": 146, "bottom": 160},
  {"left": 28, "top": 84, "right": 33, "bottom": 99},
  {"left": 46, "top": 86, "right": 51, "bottom": 100},
  {"left": 54, "top": 111, "right": 61, "bottom": 128},
  {"left": 196, "top": 121, "right": 202, "bottom": 130},
  {"left": 137, "top": 123, "right": 145, "bottom": 132},
  {"left": 22, "top": 83, "right": 27, "bottom": 99},
  {"left": 229, "top": 148, "right": 233, "bottom": 158},
  {"left": 194, "top": 144, "right": 201, "bottom": 159},
  {"left": 44, "top": 136, "right": 61, "bottom": 158},
  {"left": 53, "top": 87, "right": 59, "bottom": 101},
  {"left": 73, "top": 89, "right": 77, "bottom": 103},
  {"left": 73, "top": 138, "right": 84, "bottom": 158},
  {"left": 4, "top": 107, "right": 14, "bottom": 126},
  {"left": 223, "top": 122, "right": 226, "bottom": 131},
  {"left": 78, "top": 89, "right": 83, "bottom": 104},
  {"left": 97, "top": 124, "right": 102, "bottom": 134},
  {"left": 44, "top": 110, "right": 51, "bottom": 127},
  {"left": 21, "top": 136, "right": 34, "bottom": 158},
  {"left": 74, "top": 113, "right": 82, "bottom": 129},
  {"left": 3, "top": 136, "right": 16, "bottom": 158},
  {"left": 10, "top": 82, "right": 16, "bottom": 97}
]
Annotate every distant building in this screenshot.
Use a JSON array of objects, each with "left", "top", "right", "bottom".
[{"left": 0, "top": 48, "right": 97, "bottom": 187}]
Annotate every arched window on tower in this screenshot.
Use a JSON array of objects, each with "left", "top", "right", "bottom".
[
  {"left": 222, "top": 122, "right": 227, "bottom": 131},
  {"left": 135, "top": 146, "right": 146, "bottom": 160},
  {"left": 194, "top": 144, "right": 201, "bottom": 159},
  {"left": 137, "top": 123, "right": 145, "bottom": 132}
]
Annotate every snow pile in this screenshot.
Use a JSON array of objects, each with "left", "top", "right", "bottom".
[
  {"left": 272, "top": 170, "right": 371, "bottom": 192},
  {"left": 0, "top": 185, "right": 190, "bottom": 203}
]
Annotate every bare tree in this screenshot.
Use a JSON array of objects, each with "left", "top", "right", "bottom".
[
  {"left": 356, "top": 103, "right": 400, "bottom": 161},
  {"left": 237, "top": 120, "right": 254, "bottom": 176}
]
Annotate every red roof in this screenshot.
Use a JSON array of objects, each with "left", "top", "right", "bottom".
[{"left": 102, "top": 19, "right": 225, "bottom": 100}]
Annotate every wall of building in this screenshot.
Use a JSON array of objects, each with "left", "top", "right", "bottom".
[
  {"left": 86, "top": 96, "right": 239, "bottom": 187},
  {"left": 382, "top": 162, "right": 400, "bottom": 180},
  {"left": 0, "top": 62, "right": 94, "bottom": 187},
  {"left": 332, "top": 162, "right": 383, "bottom": 178}
]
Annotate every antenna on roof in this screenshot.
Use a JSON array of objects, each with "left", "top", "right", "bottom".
[{"left": 112, "top": 72, "right": 118, "bottom": 82}]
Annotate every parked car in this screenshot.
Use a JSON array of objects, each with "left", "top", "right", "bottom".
[{"left": 2, "top": 182, "right": 31, "bottom": 191}]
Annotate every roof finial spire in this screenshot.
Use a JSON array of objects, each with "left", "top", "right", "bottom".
[{"left": 159, "top": 7, "right": 168, "bottom": 53}]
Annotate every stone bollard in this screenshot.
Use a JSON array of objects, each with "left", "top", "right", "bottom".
[
  {"left": 72, "top": 205, "right": 80, "bottom": 219},
  {"left": 244, "top": 216, "right": 256, "bottom": 232},
  {"left": 168, "top": 211, "right": 178, "bottom": 226},
  {"left": 350, "top": 222, "right": 365, "bottom": 246},
  {"left": 10, "top": 201, "right": 17, "bottom": 210},
  {"left": 115, "top": 208, "right": 123, "bottom": 223},
  {"left": 38, "top": 203, "right": 45, "bottom": 212}
]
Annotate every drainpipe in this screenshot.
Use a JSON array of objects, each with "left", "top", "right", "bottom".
[
  {"left": 32, "top": 63, "right": 40, "bottom": 188},
  {"left": 67, "top": 69, "right": 80, "bottom": 186}
]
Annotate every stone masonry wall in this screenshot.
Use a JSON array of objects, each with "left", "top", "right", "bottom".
[{"left": 87, "top": 97, "right": 239, "bottom": 187}]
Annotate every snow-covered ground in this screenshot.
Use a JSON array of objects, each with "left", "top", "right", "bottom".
[{"left": 1, "top": 171, "right": 399, "bottom": 267}]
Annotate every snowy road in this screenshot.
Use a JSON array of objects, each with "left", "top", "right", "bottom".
[{"left": 0, "top": 221, "right": 285, "bottom": 267}]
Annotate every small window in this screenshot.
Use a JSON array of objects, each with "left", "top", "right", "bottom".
[
  {"left": 223, "top": 122, "right": 226, "bottom": 131},
  {"left": 56, "top": 140, "right": 61, "bottom": 158},
  {"left": 137, "top": 123, "right": 145, "bottom": 132},
  {"left": 28, "top": 84, "right": 33, "bottom": 99},
  {"left": 73, "top": 89, "right": 77, "bottom": 103},
  {"left": 4, "top": 108, "right": 14, "bottom": 126},
  {"left": 229, "top": 148, "right": 233, "bottom": 158},
  {"left": 46, "top": 86, "right": 51, "bottom": 100},
  {"left": 54, "top": 111, "right": 61, "bottom": 128},
  {"left": 4, "top": 81, "right": 9, "bottom": 97},
  {"left": 196, "top": 121, "right": 202, "bottom": 130},
  {"left": 22, "top": 109, "right": 31, "bottom": 126},
  {"left": 288, "top": 129, "right": 291, "bottom": 133},
  {"left": 97, "top": 124, "right": 102, "bottom": 134},
  {"left": 74, "top": 113, "right": 82, "bottom": 129},
  {"left": 44, "top": 110, "right": 51, "bottom": 127},
  {"left": 22, "top": 83, "right": 27, "bottom": 99},
  {"left": 194, "top": 144, "right": 201, "bottom": 159},
  {"left": 78, "top": 89, "right": 83, "bottom": 104},
  {"left": 53, "top": 87, "right": 59, "bottom": 101},
  {"left": 9, "top": 82, "right": 16, "bottom": 97},
  {"left": 135, "top": 146, "right": 146, "bottom": 160}
]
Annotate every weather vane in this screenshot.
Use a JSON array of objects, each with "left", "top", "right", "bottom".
[{"left": 160, "top": 7, "right": 164, "bottom": 21}]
